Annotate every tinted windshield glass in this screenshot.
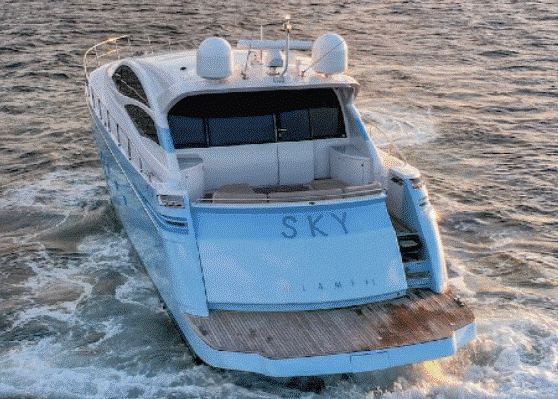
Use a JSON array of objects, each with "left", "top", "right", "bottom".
[
  {"left": 168, "top": 115, "right": 206, "bottom": 147},
  {"left": 113, "top": 65, "right": 149, "bottom": 107},
  {"left": 277, "top": 109, "right": 311, "bottom": 141},
  {"left": 310, "top": 107, "right": 343, "bottom": 139},
  {"left": 167, "top": 88, "right": 345, "bottom": 149},
  {"left": 125, "top": 105, "right": 159, "bottom": 144},
  {"left": 208, "top": 115, "right": 275, "bottom": 146}
]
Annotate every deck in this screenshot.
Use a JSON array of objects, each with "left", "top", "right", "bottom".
[
  {"left": 185, "top": 289, "right": 474, "bottom": 359},
  {"left": 198, "top": 179, "right": 384, "bottom": 203}
]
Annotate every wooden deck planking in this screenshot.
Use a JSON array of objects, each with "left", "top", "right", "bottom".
[{"left": 186, "top": 289, "right": 474, "bottom": 359}]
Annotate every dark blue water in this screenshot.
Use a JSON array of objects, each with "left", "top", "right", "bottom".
[{"left": 2, "top": 1, "right": 558, "bottom": 398}]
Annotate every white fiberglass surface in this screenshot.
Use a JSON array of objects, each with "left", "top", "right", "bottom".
[{"left": 194, "top": 198, "right": 406, "bottom": 306}]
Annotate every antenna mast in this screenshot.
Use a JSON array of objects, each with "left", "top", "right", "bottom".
[{"left": 281, "top": 15, "right": 292, "bottom": 78}]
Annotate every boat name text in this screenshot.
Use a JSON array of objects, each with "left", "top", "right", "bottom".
[{"left": 281, "top": 212, "right": 348, "bottom": 238}]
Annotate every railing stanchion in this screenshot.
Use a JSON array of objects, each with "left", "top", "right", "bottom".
[{"left": 85, "top": 35, "right": 178, "bottom": 184}]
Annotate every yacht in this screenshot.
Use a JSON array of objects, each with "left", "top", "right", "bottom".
[{"left": 83, "top": 21, "right": 475, "bottom": 377}]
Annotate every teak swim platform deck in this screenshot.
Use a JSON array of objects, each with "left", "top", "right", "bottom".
[{"left": 187, "top": 289, "right": 474, "bottom": 359}]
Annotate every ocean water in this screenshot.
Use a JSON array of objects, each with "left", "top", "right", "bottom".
[{"left": 1, "top": 0, "right": 558, "bottom": 398}]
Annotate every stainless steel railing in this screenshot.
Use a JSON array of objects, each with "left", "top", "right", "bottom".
[
  {"left": 83, "top": 35, "right": 189, "bottom": 80},
  {"left": 87, "top": 85, "right": 171, "bottom": 185}
]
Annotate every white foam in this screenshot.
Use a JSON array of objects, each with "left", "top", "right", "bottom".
[
  {"left": 5, "top": 244, "right": 558, "bottom": 399},
  {"left": 0, "top": 168, "right": 107, "bottom": 211},
  {"left": 11, "top": 249, "right": 89, "bottom": 325},
  {"left": 0, "top": 337, "right": 286, "bottom": 399},
  {"left": 0, "top": 227, "right": 231, "bottom": 398},
  {"left": 369, "top": 316, "right": 558, "bottom": 399},
  {"left": 78, "top": 233, "right": 133, "bottom": 269},
  {"left": 0, "top": 340, "right": 218, "bottom": 399},
  {"left": 356, "top": 102, "right": 438, "bottom": 148}
]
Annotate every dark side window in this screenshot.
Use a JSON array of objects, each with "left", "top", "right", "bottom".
[
  {"left": 167, "top": 88, "right": 345, "bottom": 149},
  {"left": 277, "top": 109, "right": 311, "bottom": 141},
  {"left": 113, "top": 65, "right": 149, "bottom": 107},
  {"left": 208, "top": 115, "right": 275, "bottom": 146},
  {"left": 168, "top": 115, "right": 206, "bottom": 148},
  {"left": 125, "top": 104, "right": 159, "bottom": 145}
]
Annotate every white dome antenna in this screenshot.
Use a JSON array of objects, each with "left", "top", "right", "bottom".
[
  {"left": 311, "top": 33, "right": 347, "bottom": 75},
  {"left": 196, "top": 37, "right": 232, "bottom": 80}
]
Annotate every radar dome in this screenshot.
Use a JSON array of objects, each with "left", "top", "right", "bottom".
[
  {"left": 196, "top": 37, "right": 232, "bottom": 80},
  {"left": 311, "top": 33, "right": 347, "bottom": 75}
]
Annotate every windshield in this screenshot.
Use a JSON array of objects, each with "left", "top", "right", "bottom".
[{"left": 167, "top": 88, "right": 345, "bottom": 149}]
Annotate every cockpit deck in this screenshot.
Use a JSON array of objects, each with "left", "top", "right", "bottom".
[{"left": 198, "top": 179, "right": 383, "bottom": 204}]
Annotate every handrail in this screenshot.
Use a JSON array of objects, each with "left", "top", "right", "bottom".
[
  {"left": 83, "top": 35, "right": 190, "bottom": 80},
  {"left": 84, "top": 35, "right": 129, "bottom": 79},
  {"left": 196, "top": 183, "right": 384, "bottom": 204}
]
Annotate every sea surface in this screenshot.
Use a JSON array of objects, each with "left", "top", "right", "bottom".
[{"left": 2, "top": 0, "right": 558, "bottom": 398}]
